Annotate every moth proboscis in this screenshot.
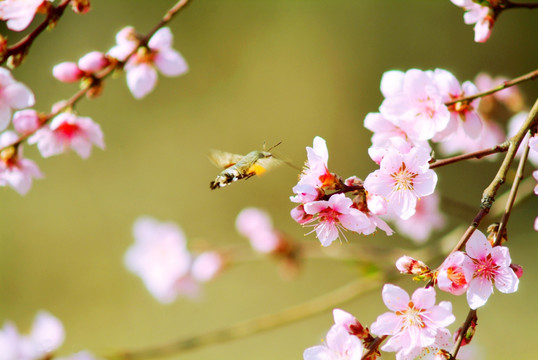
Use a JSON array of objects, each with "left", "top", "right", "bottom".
[{"left": 208, "top": 142, "right": 283, "bottom": 190}]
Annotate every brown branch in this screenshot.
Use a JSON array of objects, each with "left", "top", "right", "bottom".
[
  {"left": 451, "top": 309, "right": 478, "bottom": 358},
  {"left": 361, "top": 335, "right": 387, "bottom": 360},
  {"left": 429, "top": 141, "right": 510, "bottom": 169},
  {"left": 444, "top": 97, "right": 538, "bottom": 257},
  {"left": 502, "top": 0, "right": 538, "bottom": 9},
  {"left": 0, "top": 0, "right": 193, "bottom": 154},
  {"left": 1, "top": 0, "right": 72, "bottom": 67},
  {"left": 445, "top": 69, "right": 538, "bottom": 106}
]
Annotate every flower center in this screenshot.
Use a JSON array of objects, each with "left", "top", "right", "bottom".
[
  {"left": 397, "top": 301, "right": 426, "bottom": 329},
  {"left": 391, "top": 163, "right": 417, "bottom": 191},
  {"left": 473, "top": 254, "right": 499, "bottom": 281}
]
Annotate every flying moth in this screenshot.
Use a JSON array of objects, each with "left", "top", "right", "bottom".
[{"left": 208, "top": 142, "right": 283, "bottom": 190}]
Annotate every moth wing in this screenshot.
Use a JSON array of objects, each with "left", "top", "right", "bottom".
[
  {"left": 251, "top": 157, "right": 283, "bottom": 175},
  {"left": 208, "top": 150, "right": 244, "bottom": 169}
]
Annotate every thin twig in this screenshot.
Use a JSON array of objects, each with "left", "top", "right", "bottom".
[
  {"left": 445, "top": 69, "right": 538, "bottom": 106},
  {"left": 451, "top": 309, "right": 477, "bottom": 358},
  {"left": 502, "top": 0, "right": 538, "bottom": 10},
  {"left": 429, "top": 141, "right": 510, "bottom": 169}
]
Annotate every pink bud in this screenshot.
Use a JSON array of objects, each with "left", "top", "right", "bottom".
[
  {"left": 52, "top": 62, "right": 84, "bottom": 82},
  {"left": 395, "top": 255, "right": 430, "bottom": 275},
  {"left": 78, "top": 51, "right": 109, "bottom": 73},
  {"left": 290, "top": 205, "right": 313, "bottom": 225},
  {"left": 13, "top": 109, "right": 41, "bottom": 134},
  {"left": 191, "top": 251, "right": 225, "bottom": 282},
  {"left": 510, "top": 263, "right": 523, "bottom": 279}
]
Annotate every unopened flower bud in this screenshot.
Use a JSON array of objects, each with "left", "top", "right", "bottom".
[
  {"left": 191, "top": 251, "right": 225, "bottom": 283},
  {"left": 71, "top": 0, "right": 91, "bottom": 14},
  {"left": 78, "top": 51, "right": 109, "bottom": 73},
  {"left": 290, "top": 205, "right": 313, "bottom": 225},
  {"left": 455, "top": 316, "right": 477, "bottom": 346},
  {"left": 396, "top": 255, "right": 430, "bottom": 275},
  {"left": 53, "top": 62, "right": 84, "bottom": 82},
  {"left": 486, "top": 222, "right": 507, "bottom": 246},
  {"left": 13, "top": 109, "right": 42, "bottom": 134},
  {"left": 510, "top": 263, "right": 523, "bottom": 279}
]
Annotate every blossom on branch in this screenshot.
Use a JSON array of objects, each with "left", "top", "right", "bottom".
[
  {"left": 364, "top": 147, "right": 438, "bottom": 220},
  {"left": 450, "top": 0, "right": 495, "bottom": 43},
  {"left": 0, "top": 0, "right": 48, "bottom": 31},
  {"left": 108, "top": 26, "right": 188, "bottom": 99},
  {"left": 0, "top": 131, "right": 43, "bottom": 195},
  {"left": 0, "top": 68, "right": 35, "bottom": 131},
  {"left": 464, "top": 229, "right": 519, "bottom": 309},
  {"left": 28, "top": 112, "right": 104, "bottom": 159},
  {"left": 303, "top": 325, "right": 364, "bottom": 360},
  {"left": 370, "top": 284, "right": 455, "bottom": 360}
]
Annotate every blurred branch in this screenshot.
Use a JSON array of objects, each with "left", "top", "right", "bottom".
[
  {"left": 0, "top": 0, "right": 193, "bottom": 153},
  {"left": 109, "top": 272, "right": 390, "bottom": 360},
  {"left": 444, "top": 68, "right": 538, "bottom": 106},
  {"left": 502, "top": 1, "right": 538, "bottom": 9},
  {"left": 429, "top": 141, "right": 509, "bottom": 169}
]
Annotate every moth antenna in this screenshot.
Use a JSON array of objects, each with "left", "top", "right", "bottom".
[{"left": 266, "top": 141, "right": 282, "bottom": 152}]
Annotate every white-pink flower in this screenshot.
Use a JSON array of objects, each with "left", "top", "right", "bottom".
[
  {"left": 295, "top": 135, "right": 334, "bottom": 190},
  {"left": 12, "top": 109, "right": 41, "bottom": 134},
  {"left": 0, "top": 311, "right": 65, "bottom": 360},
  {"left": 464, "top": 230, "right": 519, "bottom": 309},
  {"left": 27, "top": 112, "right": 104, "bottom": 159},
  {"left": 109, "top": 26, "right": 188, "bottom": 99},
  {"left": 450, "top": 0, "right": 494, "bottom": 43},
  {"left": 370, "top": 284, "right": 455, "bottom": 359},
  {"left": 0, "top": 68, "right": 35, "bottom": 131},
  {"left": 393, "top": 192, "right": 445, "bottom": 243},
  {"left": 404, "top": 328, "right": 452, "bottom": 360},
  {"left": 379, "top": 69, "right": 450, "bottom": 141},
  {"left": 303, "top": 325, "right": 364, "bottom": 360},
  {"left": 303, "top": 193, "right": 370, "bottom": 247},
  {"left": 364, "top": 147, "right": 438, "bottom": 220},
  {"left": 437, "top": 251, "right": 473, "bottom": 296},
  {"left": 124, "top": 216, "right": 198, "bottom": 303},
  {"left": 432, "top": 69, "right": 482, "bottom": 140},
  {"left": 0, "top": 131, "right": 43, "bottom": 195},
  {"left": 191, "top": 251, "right": 225, "bottom": 283},
  {"left": 236, "top": 207, "right": 282, "bottom": 253},
  {"left": 0, "top": 0, "right": 47, "bottom": 31}
]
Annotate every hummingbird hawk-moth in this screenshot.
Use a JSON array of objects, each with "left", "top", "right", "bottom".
[{"left": 208, "top": 143, "right": 282, "bottom": 190}]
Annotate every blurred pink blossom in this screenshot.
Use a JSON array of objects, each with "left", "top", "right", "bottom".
[
  {"left": 370, "top": 284, "right": 455, "bottom": 359},
  {"left": 0, "top": 311, "right": 65, "bottom": 360},
  {"left": 508, "top": 111, "right": 538, "bottom": 166},
  {"left": 191, "top": 251, "right": 225, "bottom": 283},
  {"left": 109, "top": 26, "right": 188, "bottom": 99},
  {"left": 0, "top": 68, "right": 35, "bottom": 131},
  {"left": 392, "top": 192, "right": 445, "bottom": 243},
  {"left": 13, "top": 109, "right": 41, "bottom": 134},
  {"left": 52, "top": 62, "right": 85, "bottom": 83},
  {"left": 0, "top": 130, "right": 43, "bottom": 195},
  {"left": 236, "top": 207, "right": 283, "bottom": 253},
  {"left": 0, "top": 0, "right": 47, "bottom": 31},
  {"left": 28, "top": 112, "right": 104, "bottom": 159},
  {"left": 464, "top": 230, "right": 519, "bottom": 309},
  {"left": 124, "top": 216, "right": 198, "bottom": 303}
]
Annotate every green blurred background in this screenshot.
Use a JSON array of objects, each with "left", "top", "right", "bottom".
[{"left": 1, "top": 1, "right": 537, "bottom": 359}]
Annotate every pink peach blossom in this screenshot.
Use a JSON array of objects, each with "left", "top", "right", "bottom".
[
  {"left": 0, "top": 311, "right": 65, "bottom": 360},
  {"left": 124, "top": 216, "right": 198, "bottom": 303},
  {"left": 450, "top": 0, "right": 494, "bottom": 43},
  {"left": 52, "top": 62, "right": 85, "bottom": 83},
  {"left": 12, "top": 109, "right": 41, "bottom": 134},
  {"left": 379, "top": 69, "right": 450, "bottom": 141},
  {"left": 0, "top": 0, "right": 47, "bottom": 31},
  {"left": 0, "top": 130, "right": 43, "bottom": 195},
  {"left": 191, "top": 251, "right": 225, "bottom": 282},
  {"left": 77, "top": 51, "right": 109, "bottom": 73},
  {"left": 364, "top": 147, "right": 438, "bottom": 220},
  {"left": 432, "top": 69, "right": 482, "bottom": 140},
  {"left": 304, "top": 193, "right": 370, "bottom": 246},
  {"left": 28, "top": 112, "right": 104, "bottom": 159},
  {"left": 437, "top": 251, "right": 473, "bottom": 296},
  {"left": 370, "top": 284, "right": 455, "bottom": 359},
  {"left": 464, "top": 230, "right": 519, "bottom": 309},
  {"left": 109, "top": 26, "right": 188, "bottom": 99},
  {"left": 0, "top": 68, "right": 35, "bottom": 131},
  {"left": 303, "top": 325, "right": 364, "bottom": 360},
  {"left": 236, "top": 207, "right": 282, "bottom": 253}
]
